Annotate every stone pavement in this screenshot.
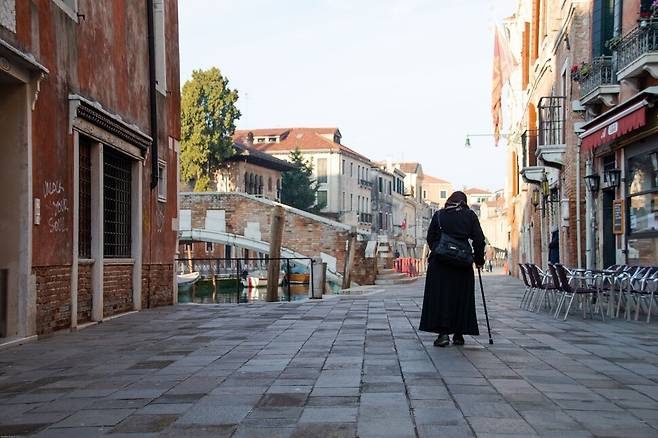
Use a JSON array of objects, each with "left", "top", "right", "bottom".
[{"left": 1, "top": 273, "right": 658, "bottom": 437}]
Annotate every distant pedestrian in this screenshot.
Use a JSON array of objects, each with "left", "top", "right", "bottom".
[
  {"left": 485, "top": 245, "right": 495, "bottom": 272},
  {"left": 419, "top": 191, "right": 486, "bottom": 347},
  {"left": 548, "top": 226, "right": 559, "bottom": 264},
  {"left": 394, "top": 249, "right": 400, "bottom": 259}
]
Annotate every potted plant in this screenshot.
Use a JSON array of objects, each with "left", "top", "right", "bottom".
[{"left": 570, "top": 63, "right": 591, "bottom": 82}]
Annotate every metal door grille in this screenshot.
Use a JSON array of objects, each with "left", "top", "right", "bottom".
[
  {"left": 103, "top": 148, "right": 132, "bottom": 258},
  {"left": 79, "top": 142, "right": 92, "bottom": 258}
]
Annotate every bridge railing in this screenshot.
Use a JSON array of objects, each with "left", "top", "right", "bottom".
[
  {"left": 394, "top": 258, "right": 426, "bottom": 277},
  {"left": 176, "top": 256, "right": 316, "bottom": 302}
]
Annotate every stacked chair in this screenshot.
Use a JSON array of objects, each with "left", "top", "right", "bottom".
[{"left": 517, "top": 262, "right": 658, "bottom": 323}]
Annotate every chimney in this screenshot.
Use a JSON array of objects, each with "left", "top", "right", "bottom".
[{"left": 246, "top": 131, "right": 254, "bottom": 147}]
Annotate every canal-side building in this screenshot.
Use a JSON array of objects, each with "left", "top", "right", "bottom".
[
  {"left": 503, "top": 0, "right": 591, "bottom": 274},
  {"left": 234, "top": 128, "right": 374, "bottom": 234},
  {"left": 209, "top": 133, "right": 296, "bottom": 202},
  {"left": 0, "top": 0, "right": 180, "bottom": 340}
]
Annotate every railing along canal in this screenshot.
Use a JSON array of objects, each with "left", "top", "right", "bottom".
[{"left": 176, "top": 256, "right": 316, "bottom": 303}]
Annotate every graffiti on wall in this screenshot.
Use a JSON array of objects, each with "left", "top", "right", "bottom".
[{"left": 43, "top": 180, "right": 68, "bottom": 233}]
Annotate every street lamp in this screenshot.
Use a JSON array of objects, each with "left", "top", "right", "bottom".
[
  {"left": 604, "top": 168, "right": 621, "bottom": 189},
  {"left": 464, "top": 133, "right": 509, "bottom": 148},
  {"left": 584, "top": 172, "right": 600, "bottom": 193}
]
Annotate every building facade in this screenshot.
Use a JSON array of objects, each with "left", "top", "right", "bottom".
[
  {"left": 0, "top": 0, "right": 180, "bottom": 339},
  {"left": 423, "top": 175, "right": 453, "bottom": 206},
  {"left": 504, "top": 0, "right": 591, "bottom": 275},
  {"left": 577, "top": 0, "right": 658, "bottom": 267},
  {"left": 234, "top": 128, "right": 374, "bottom": 233},
  {"left": 212, "top": 136, "right": 296, "bottom": 202}
]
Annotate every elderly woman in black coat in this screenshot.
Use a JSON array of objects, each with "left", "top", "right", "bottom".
[{"left": 420, "top": 191, "right": 486, "bottom": 347}]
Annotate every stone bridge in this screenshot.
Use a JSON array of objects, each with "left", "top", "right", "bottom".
[{"left": 178, "top": 192, "right": 377, "bottom": 285}]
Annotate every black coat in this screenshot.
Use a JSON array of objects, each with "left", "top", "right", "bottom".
[{"left": 419, "top": 207, "right": 486, "bottom": 335}]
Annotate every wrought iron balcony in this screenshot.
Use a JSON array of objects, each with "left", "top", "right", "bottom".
[
  {"left": 580, "top": 56, "right": 619, "bottom": 106},
  {"left": 359, "top": 212, "right": 373, "bottom": 224},
  {"left": 617, "top": 23, "right": 658, "bottom": 81},
  {"left": 359, "top": 179, "right": 373, "bottom": 188},
  {"left": 537, "top": 96, "right": 566, "bottom": 167}
]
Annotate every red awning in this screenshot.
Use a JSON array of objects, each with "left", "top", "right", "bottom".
[{"left": 580, "top": 100, "right": 648, "bottom": 151}]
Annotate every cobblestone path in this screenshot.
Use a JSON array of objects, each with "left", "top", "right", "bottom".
[{"left": 1, "top": 273, "right": 658, "bottom": 437}]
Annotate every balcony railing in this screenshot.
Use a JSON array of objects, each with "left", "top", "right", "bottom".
[
  {"left": 580, "top": 56, "right": 616, "bottom": 97},
  {"left": 359, "top": 212, "right": 373, "bottom": 224},
  {"left": 617, "top": 24, "right": 658, "bottom": 76},
  {"left": 359, "top": 179, "right": 373, "bottom": 188},
  {"left": 538, "top": 96, "right": 565, "bottom": 146}
]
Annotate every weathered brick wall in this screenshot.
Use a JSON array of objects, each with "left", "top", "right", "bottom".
[
  {"left": 103, "top": 264, "right": 133, "bottom": 317},
  {"left": 77, "top": 263, "right": 93, "bottom": 324},
  {"left": 180, "top": 193, "right": 378, "bottom": 285},
  {"left": 34, "top": 265, "right": 71, "bottom": 335},
  {"left": 142, "top": 264, "right": 174, "bottom": 309},
  {"left": 351, "top": 241, "right": 377, "bottom": 285}
]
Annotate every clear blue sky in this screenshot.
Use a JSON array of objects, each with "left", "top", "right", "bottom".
[{"left": 179, "top": 0, "right": 516, "bottom": 191}]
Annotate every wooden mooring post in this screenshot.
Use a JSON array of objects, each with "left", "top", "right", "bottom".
[
  {"left": 266, "top": 206, "right": 285, "bottom": 302},
  {"left": 341, "top": 227, "right": 357, "bottom": 289}
]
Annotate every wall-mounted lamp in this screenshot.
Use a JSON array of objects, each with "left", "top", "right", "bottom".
[
  {"left": 584, "top": 173, "right": 600, "bottom": 193},
  {"left": 531, "top": 188, "right": 540, "bottom": 208},
  {"left": 541, "top": 176, "right": 550, "bottom": 197},
  {"left": 604, "top": 168, "right": 621, "bottom": 189}
]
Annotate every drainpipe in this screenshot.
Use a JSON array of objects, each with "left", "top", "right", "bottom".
[
  {"left": 147, "top": 0, "right": 159, "bottom": 189},
  {"left": 575, "top": 140, "right": 582, "bottom": 269},
  {"left": 585, "top": 158, "right": 593, "bottom": 269}
]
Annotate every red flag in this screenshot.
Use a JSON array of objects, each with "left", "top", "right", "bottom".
[
  {"left": 401, "top": 218, "right": 407, "bottom": 231},
  {"left": 492, "top": 25, "right": 516, "bottom": 146}
]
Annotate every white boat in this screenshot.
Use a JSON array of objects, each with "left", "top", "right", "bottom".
[
  {"left": 177, "top": 272, "right": 200, "bottom": 286},
  {"left": 241, "top": 270, "right": 285, "bottom": 288}
]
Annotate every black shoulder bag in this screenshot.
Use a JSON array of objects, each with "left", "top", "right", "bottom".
[{"left": 432, "top": 210, "right": 474, "bottom": 268}]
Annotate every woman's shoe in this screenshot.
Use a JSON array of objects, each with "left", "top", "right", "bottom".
[
  {"left": 452, "top": 334, "right": 465, "bottom": 345},
  {"left": 433, "top": 334, "right": 450, "bottom": 347}
]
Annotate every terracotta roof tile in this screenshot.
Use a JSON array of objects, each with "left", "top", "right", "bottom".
[
  {"left": 233, "top": 128, "right": 370, "bottom": 162},
  {"left": 424, "top": 175, "right": 450, "bottom": 184},
  {"left": 464, "top": 187, "right": 492, "bottom": 195}
]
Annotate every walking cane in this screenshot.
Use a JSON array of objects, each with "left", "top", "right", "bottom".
[{"left": 477, "top": 268, "right": 494, "bottom": 345}]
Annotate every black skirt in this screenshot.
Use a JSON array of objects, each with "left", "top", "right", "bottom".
[{"left": 419, "top": 256, "right": 479, "bottom": 335}]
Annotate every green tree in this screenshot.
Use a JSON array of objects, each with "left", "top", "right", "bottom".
[
  {"left": 281, "top": 149, "right": 326, "bottom": 213},
  {"left": 180, "top": 67, "right": 241, "bottom": 191}
]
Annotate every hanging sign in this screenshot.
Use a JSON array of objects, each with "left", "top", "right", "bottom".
[{"left": 613, "top": 199, "right": 625, "bottom": 235}]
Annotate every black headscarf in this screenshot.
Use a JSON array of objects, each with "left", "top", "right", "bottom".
[{"left": 445, "top": 191, "right": 468, "bottom": 209}]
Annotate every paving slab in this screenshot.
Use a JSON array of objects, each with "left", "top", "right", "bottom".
[{"left": 1, "top": 274, "right": 658, "bottom": 437}]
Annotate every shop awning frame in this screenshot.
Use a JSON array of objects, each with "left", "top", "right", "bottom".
[{"left": 579, "top": 87, "right": 658, "bottom": 151}]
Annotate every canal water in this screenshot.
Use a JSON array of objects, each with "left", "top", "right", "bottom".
[{"left": 178, "top": 280, "right": 341, "bottom": 304}]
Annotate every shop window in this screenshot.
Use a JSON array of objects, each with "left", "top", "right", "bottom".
[
  {"left": 79, "top": 138, "right": 92, "bottom": 258},
  {"left": 103, "top": 148, "right": 132, "bottom": 258},
  {"left": 627, "top": 151, "right": 658, "bottom": 236}
]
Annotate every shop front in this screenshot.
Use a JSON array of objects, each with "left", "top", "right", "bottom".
[{"left": 580, "top": 90, "right": 658, "bottom": 268}]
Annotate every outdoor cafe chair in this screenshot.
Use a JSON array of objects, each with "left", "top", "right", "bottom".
[
  {"left": 526, "top": 263, "right": 556, "bottom": 313},
  {"left": 627, "top": 267, "right": 658, "bottom": 322},
  {"left": 616, "top": 266, "right": 644, "bottom": 320},
  {"left": 518, "top": 264, "right": 534, "bottom": 309},
  {"left": 553, "top": 264, "right": 604, "bottom": 321}
]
